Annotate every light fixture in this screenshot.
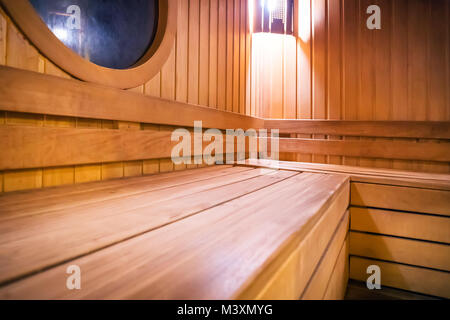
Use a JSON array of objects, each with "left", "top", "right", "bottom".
[{"left": 253, "top": 0, "right": 294, "bottom": 35}]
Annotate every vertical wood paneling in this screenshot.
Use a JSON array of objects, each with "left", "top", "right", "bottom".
[
  {"left": 6, "top": 21, "right": 42, "bottom": 73},
  {"left": 188, "top": 0, "right": 200, "bottom": 104},
  {"left": 245, "top": 0, "right": 252, "bottom": 115},
  {"left": 251, "top": 0, "right": 449, "bottom": 173},
  {"left": 176, "top": 0, "right": 189, "bottom": 102},
  {"left": 199, "top": 0, "right": 210, "bottom": 106},
  {"left": 217, "top": 0, "right": 228, "bottom": 110},
  {"left": 209, "top": 0, "right": 219, "bottom": 108},
  {"left": 161, "top": 39, "right": 176, "bottom": 100},
  {"left": 239, "top": 0, "right": 247, "bottom": 115},
  {"left": 327, "top": 0, "right": 342, "bottom": 165},
  {"left": 373, "top": 0, "right": 392, "bottom": 170},
  {"left": 358, "top": 0, "right": 375, "bottom": 168},
  {"left": 145, "top": 72, "right": 161, "bottom": 97},
  {"left": 296, "top": 0, "right": 313, "bottom": 163},
  {"left": 407, "top": 0, "right": 428, "bottom": 122},
  {"left": 226, "top": 0, "right": 235, "bottom": 112},
  {"left": 233, "top": 0, "right": 241, "bottom": 113},
  {"left": 0, "top": 10, "right": 5, "bottom": 65},
  {"left": 428, "top": 0, "right": 449, "bottom": 122},
  {"left": 312, "top": 0, "right": 327, "bottom": 164},
  {"left": 0, "top": 0, "right": 248, "bottom": 193}
]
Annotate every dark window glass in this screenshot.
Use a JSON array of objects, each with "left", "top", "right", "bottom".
[{"left": 29, "top": 0, "right": 159, "bottom": 69}]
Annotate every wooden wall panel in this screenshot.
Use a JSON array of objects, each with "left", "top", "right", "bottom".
[
  {"left": 250, "top": 0, "right": 450, "bottom": 173},
  {"left": 0, "top": 1, "right": 246, "bottom": 192}
]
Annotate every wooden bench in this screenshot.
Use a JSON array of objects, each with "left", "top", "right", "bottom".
[
  {"left": 0, "top": 164, "right": 349, "bottom": 299},
  {"left": 242, "top": 159, "right": 450, "bottom": 299}
]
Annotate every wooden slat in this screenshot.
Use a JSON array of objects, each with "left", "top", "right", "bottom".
[
  {"left": 350, "top": 207, "right": 450, "bottom": 244},
  {"left": 0, "top": 166, "right": 252, "bottom": 221},
  {"left": 0, "top": 173, "right": 348, "bottom": 299},
  {"left": 240, "top": 179, "right": 350, "bottom": 299},
  {"left": 350, "top": 232, "right": 450, "bottom": 271},
  {"left": 0, "top": 168, "right": 297, "bottom": 285},
  {"left": 0, "top": 66, "right": 263, "bottom": 130},
  {"left": 0, "top": 125, "right": 246, "bottom": 171},
  {"left": 301, "top": 212, "right": 349, "bottom": 299},
  {"left": 265, "top": 120, "right": 450, "bottom": 139},
  {"left": 351, "top": 182, "right": 450, "bottom": 216},
  {"left": 323, "top": 237, "right": 349, "bottom": 300},
  {"left": 0, "top": 165, "right": 232, "bottom": 209},
  {"left": 350, "top": 256, "right": 450, "bottom": 299},
  {"left": 266, "top": 137, "right": 450, "bottom": 162},
  {"left": 242, "top": 158, "right": 450, "bottom": 190}
]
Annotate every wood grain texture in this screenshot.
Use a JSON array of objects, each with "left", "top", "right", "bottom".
[
  {"left": 350, "top": 207, "right": 450, "bottom": 244},
  {"left": 323, "top": 237, "right": 349, "bottom": 300},
  {"left": 250, "top": 0, "right": 450, "bottom": 173},
  {"left": 0, "top": 124, "right": 253, "bottom": 171},
  {"left": 0, "top": 171, "right": 348, "bottom": 299},
  {"left": 265, "top": 120, "right": 450, "bottom": 139},
  {"left": 351, "top": 182, "right": 450, "bottom": 216},
  {"left": 301, "top": 212, "right": 349, "bottom": 299},
  {"left": 242, "top": 158, "right": 450, "bottom": 191},
  {"left": 0, "top": 166, "right": 249, "bottom": 221},
  {"left": 0, "top": 165, "right": 230, "bottom": 210},
  {"left": 0, "top": 66, "right": 263, "bottom": 130},
  {"left": 350, "top": 232, "right": 450, "bottom": 271},
  {"left": 0, "top": 168, "right": 292, "bottom": 285},
  {"left": 238, "top": 177, "right": 349, "bottom": 299},
  {"left": 350, "top": 256, "right": 450, "bottom": 299},
  {"left": 269, "top": 137, "right": 450, "bottom": 162}
]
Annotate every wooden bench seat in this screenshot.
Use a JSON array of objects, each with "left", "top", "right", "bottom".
[
  {"left": 240, "top": 159, "right": 450, "bottom": 298},
  {"left": 0, "top": 164, "right": 349, "bottom": 299}
]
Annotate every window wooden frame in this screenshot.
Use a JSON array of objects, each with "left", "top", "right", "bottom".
[{"left": 0, "top": 0, "right": 177, "bottom": 89}]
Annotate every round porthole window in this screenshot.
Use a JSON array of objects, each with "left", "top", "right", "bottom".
[{"left": 1, "top": 0, "right": 177, "bottom": 88}]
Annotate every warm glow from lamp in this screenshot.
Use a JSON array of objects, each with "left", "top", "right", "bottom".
[
  {"left": 267, "top": 0, "right": 277, "bottom": 12},
  {"left": 298, "top": 0, "right": 310, "bottom": 42}
]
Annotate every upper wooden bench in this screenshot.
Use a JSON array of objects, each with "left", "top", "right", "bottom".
[{"left": 0, "top": 164, "right": 349, "bottom": 299}]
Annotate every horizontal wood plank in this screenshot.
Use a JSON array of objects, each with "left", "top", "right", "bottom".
[
  {"left": 0, "top": 173, "right": 349, "bottom": 299},
  {"left": 242, "top": 186, "right": 350, "bottom": 299},
  {"left": 265, "top": 120, "right": 450, "bottom": 139},
  {"left": 351, "top": 182, "right": 450, "bottom": 216},
  {"left": 241, "top": 158, "right": 450, "bottom": 191},
  {"left": 349, "top": 256, "right": 450, "bottom": 299},
  {"left": 264, "top": 137, "right": 450, "bottom": 162},
  {"left": 0, "top": 126, "right": 246, "bottom": 170},
  {"left": 350, "top": 207, "right": 450, "bottom": 243},
  {"left": 0, "top": 166, "right": 252, "bottom": 221},
  {"left": 0, "top": 168, "right": 295, "bottom": 285},
  {"left": 0, "top": 66, "right": 263, "bottom": 130},
  {"left": 0, "top": 165, "right": 233, "bottom": 209},
  {"left": 350, "top": 232, "right": 450, "bottom": 271}
]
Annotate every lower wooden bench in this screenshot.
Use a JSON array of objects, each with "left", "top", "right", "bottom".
[
  {"left": 241, "top": 159, "right": 450, "bottom": 299},
  {"left": 0, "top": 164, "right": 349, "bottom": 299}
]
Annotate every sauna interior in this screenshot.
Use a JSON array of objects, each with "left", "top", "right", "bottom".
[{"left": 0, "top": 0, "right": 449, "bottom": 301}]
